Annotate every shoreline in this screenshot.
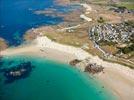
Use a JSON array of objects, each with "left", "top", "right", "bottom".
[
  {"left": 1, "top": 36, "right": 134, "bottom": 100},
  {"left": 1, "top": 36, "right": 90, "bottom": 63}
]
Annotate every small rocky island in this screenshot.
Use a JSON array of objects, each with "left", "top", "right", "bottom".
[{"left": 1, "top": 61, "right": 35, "bottom": 84}]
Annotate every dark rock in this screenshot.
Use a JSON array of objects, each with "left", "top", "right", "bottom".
[
  {"left": 69, "top": 59, "right": 81, "bottom": 66},
  {"left": 84, "top": 63, "right": 104, "bottom": 74},
  {"left": 2, "top": 61, "right": 35, "bottom": 84}
]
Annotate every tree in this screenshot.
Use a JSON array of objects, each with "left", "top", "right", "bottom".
[{"left": 97, "top": 17, "right": 105, "bottom": 23}]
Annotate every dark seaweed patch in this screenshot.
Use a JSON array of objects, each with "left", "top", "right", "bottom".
[{"left": 0, "top": 61, "right": 35, "bottom": 84}]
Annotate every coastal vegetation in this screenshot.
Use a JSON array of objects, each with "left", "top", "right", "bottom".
[
  {"left": 118, "top": 43, "right": 134, "bottom": 54},
  {"left": 98, "top": 40, "right": 117, "bottom": 46},
  {"left": 97, "top": 17, "right": 105, "bottom": 23},
  {"left": 114, "top": 2, "right": 134, "bottom": 10}
]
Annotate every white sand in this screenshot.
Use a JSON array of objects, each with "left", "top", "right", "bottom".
[
  {"left": 89, "top": 56, "right": 134, "bottom": 80},
  {"left": 36, "top": 36, "right": 91, "bottom": 60},
  {"left": 80, "top": 3, "right": 92, "bottom": 22},
  {"left": 77, "top": 56, "right": 134, "bottom": 99},
  {"left": 80, "top": 3, "right": 92, "bottom": 11},
  {"left": 96, "top": 67, "right": 134, "bottom": 100},
  {"left": 80, "top": 14, "right": 92, "bottom": 22},
  {"left": 1, "top": 36, "right": 91, "bottom": 63}
]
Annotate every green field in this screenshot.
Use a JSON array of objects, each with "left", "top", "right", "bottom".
[
  {"left": 117, "top": 2, "right": 134, "bottom": 9},
  {"left": 91, "top": 0, "right": 134, "bottom": 9}
]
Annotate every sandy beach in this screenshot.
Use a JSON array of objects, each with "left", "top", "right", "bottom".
[
  {"left": 1, "top": 36, "right": 91, "bottom": 63},
  {"left": 1, "top": 36, "right": 134, "bottom": 100},
  {"left": 0, "top": 44, "right": 76, "bottom": 63},
  {"left": 96, "top": 67, "right": 134, "bottom": 100}
]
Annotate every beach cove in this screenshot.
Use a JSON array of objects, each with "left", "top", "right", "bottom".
[
  {"left": 1, "top": 36, "right": 134, "bottom": 100},
  {"left": 0, "top": 0, "right": 134, "bottom": 100}
]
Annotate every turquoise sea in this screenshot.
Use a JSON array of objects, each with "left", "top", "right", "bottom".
[{"left": 0, "top": 55, "right": 116, "bottom": 100}]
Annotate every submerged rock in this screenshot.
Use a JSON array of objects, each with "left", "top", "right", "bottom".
[{"left": 1, "top": 61, "right": 35, "bottom": 84}]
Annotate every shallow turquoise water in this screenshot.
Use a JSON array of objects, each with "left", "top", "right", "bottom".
[{"left": 0, "top": 55, "right": 116, "bottom": 100}]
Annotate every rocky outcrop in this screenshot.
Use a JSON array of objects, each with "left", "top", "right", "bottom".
[
  {"left": 84, "top": 63, "right": 104, "bottom": 74},
  {"left": 74, "top": 58, "right": 104, "bottom": 74},
  {"left": 69, "top": 59, "right": 81, "bottom": 66}
]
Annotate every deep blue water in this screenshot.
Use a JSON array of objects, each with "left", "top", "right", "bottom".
[
  {"left": 0, "top": 0, "right": 78, "bottom": 45},
  {"left": 0, "top": 55, "right": 116, "bottom": 100}
]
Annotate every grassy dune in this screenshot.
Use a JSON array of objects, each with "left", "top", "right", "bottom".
[
  {"left": 116, "top": 2, "right": 134, "bottom": 9},
  {"left": 91, "top": 0, "right": 134, "bottom": 9}
]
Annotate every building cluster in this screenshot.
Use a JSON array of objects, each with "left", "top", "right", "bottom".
[{"left": 89, "top": 23, "right": 134, "bottom": 44}]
